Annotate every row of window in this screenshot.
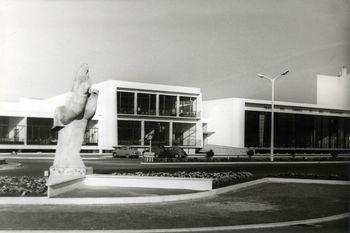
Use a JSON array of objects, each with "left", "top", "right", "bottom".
[
  {"left": 117, "top": 91, "right": 198, "bottom": 117},
  {"left": 0, "top": 118, "right": 98, "bottom": 145},
  {"left": 118, "top": 120, "right": 197, "bottom": 146},
  {"left": 245, "top": 111, "right": 350, "bottom": 149}
]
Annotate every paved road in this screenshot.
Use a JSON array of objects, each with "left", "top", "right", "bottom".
[{"left": 0, "top": 156, "right": 349, "bottom": 178}]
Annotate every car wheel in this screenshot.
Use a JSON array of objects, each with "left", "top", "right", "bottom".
[{"left": 112, "top": 152, "right": 117, "bottom": 158}]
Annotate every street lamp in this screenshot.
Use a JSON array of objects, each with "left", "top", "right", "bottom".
[{"left": 257, "top": 70, "right": 289, "bottom": 162}]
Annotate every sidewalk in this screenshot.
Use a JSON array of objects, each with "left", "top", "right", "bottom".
[{"left": 0, "top": 153, "right": 110, "bottom": 160}]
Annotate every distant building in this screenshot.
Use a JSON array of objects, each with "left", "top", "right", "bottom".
[
  {"left": 0, "top": 67, "right": 349, "bottom": 155},
  {"left": 203, "top": 67, "right": 350, "bottom": 154},
  {"left": 317, "top": 66, "right": 350, "bottom": 108},
  {"left": 0, "top": 80, "right": 203, "bottom": 153}
]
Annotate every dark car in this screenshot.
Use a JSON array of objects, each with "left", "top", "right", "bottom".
[{"left": 143, "top": 146, "right": 187, "bottom": 158}]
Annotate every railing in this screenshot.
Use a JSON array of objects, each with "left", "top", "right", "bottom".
[
  {"left": 137, "top": 109, "right": 156, "bottom": 115},
  {"left": 159, "top": 109, "right": 177, "bottom": 116},
  {"left": 118, "top": 108, "right": 135, "bottom": 115},
  {"left": 0, "top": 137, "right": 24, "bottom": 144},
  {"left": 0, "top": 124, "right": 25, "bottom": 145},
  {"left": 27, "top": 137, "right": 57, "bottom": 145},
  {"left": 179, "top": 111, "right": 200, "bottom": 118},
  {"left": 83, "top": 128, "right": 98, "bottom": 145},
  {"left": 118, "top": 140, "right": 141, "bottom": 146}
]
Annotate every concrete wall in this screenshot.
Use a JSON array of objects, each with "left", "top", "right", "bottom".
[
  {"left": 317, "top": 67, "right": 350, "bottom": 108},
  {"left": 202, "top": 98, "right": 245, "bottom": 148}
]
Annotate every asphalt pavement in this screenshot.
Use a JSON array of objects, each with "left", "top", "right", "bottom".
[{"left": 0, "top": 155, "right": 349, "bottom": 178}]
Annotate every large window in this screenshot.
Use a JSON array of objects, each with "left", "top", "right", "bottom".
[
  {"left": 118, "top": 120, "right": 141, "bottom": 145},
  {"left": 144, "top": 121, "right": 169, "bottom": 146},
  {"left": 137, "top": 93, "right": 156, "bottom": 115},
  {"left": 0, "top": 116, "right": 25, "bottom": 144},
  {"left": 245, "top": 111, "right": 350, "bottom": 149},
  {"left": 117, "top": 91, "right": 135, "bottom": 114},
  {"left": 173, "top": 123, "right": 196, "bottom": 146},
  {"left": 27, "top": 118, "right": 57, "bottom": 145},
  {"left": 159, "top": 95, "right": 177, "bottom": 116},
  {"left": 245, "top": 111, "right": 270, "bottom": 148},
  {"left": 179, "top": 96, "right": 197, "bottom": 117}
]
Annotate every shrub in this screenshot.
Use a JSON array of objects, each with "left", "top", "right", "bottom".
[
  {"left": 112, "top": 171, "right": 254, "bottom": 188},
  {"left": 246, "top": 149, "right": 255, "bottom": 158},
  {"left": 331, "top": 152, "right": 338, "bottom": 159},
  {"left": 0, "top": 176, "right": 47, "bottom": 196},
  {"left": 206, "top": 149, "right": 214, "bottom": 159}
]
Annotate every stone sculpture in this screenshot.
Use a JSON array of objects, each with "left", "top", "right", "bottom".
[{"left": 47, "top": 64, "right": 98, "bottom": 184}]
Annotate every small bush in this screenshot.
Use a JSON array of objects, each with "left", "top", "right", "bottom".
[
  {"left": 206, "top": 150, "right": 214, "bottom": 159},
  {"left": 331, "top": 152, "right": 338, "bottom": 159},
  {"left": 247, "top": 149, "right": 255, "bottom": 158},
  {"left": 0, "top": 176, "right": 47, "bottom": 196}
]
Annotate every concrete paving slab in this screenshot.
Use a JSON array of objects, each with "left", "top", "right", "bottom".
[{"left": 57, "top": 184, "right": 199, "bottom": 198}]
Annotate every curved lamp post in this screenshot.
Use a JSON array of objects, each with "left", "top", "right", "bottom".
[{"left": 257, "top": 70, "right": 289, "bottom": 162}]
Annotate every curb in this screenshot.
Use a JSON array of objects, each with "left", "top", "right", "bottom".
[
  {"left": 0, "top": 177, "right": 348, "bottom": 205},
  {"left": 0, "top": 162, "right": 22, "bottom": 170},
  {"left": 0, "top": 157, "right": 104, "bottom": 160},
  {"left": 0, "top": 213, "right": 348, "bottom": 232},
  {"left": 0, "top": 178, "right": 269, "bottom": 205}
]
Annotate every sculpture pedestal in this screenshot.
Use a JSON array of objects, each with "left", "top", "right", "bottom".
[
  {"left": 49, "top": 166, "right": 88, "bottom": 176},
  {"left": 46, "top": 166, "right": 93, "bottom": 197}
]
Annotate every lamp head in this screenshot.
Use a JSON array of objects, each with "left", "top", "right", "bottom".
[
  {"left": 257, "top": 74, "right": 266, "bottom": 79},
  {"left": 281, "top": 70, "right": 289, "bottom": 76}
]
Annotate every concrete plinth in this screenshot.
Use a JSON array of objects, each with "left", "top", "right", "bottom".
[{"left": 46, "top": 174, "right": 213, "bottom": 198}]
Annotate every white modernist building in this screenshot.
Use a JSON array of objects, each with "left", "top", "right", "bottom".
[
  {"left": 0, "top": 80, "right": 203, "bottom": 153},
  {"left": 0, "top": 67, "right": 349, "bottom": 155},
  {"left": 203, "top": 67, "right": 350, "bottom": 154}
]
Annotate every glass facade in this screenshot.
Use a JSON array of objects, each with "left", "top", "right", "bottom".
[
  {"left": 84, "top": 128, "right": 98, "bottom": 145},
  {"left": 117, "top": 91, "right": 134, "bottom": 114},
  {"left": 179, "top": 96, "right": 197, "bottom": 117},
  {"left": 173, "top": 123, "right": 196, "bottom": 146},
  {"left": 0, "top": 117, "right": 25, "bottom": 144},
  {"left": 117, "top": 90, "right": 198, "bottom": 118},
  {"left": 245, "top": 111, "right": 350, "bottom": 149},
  {"left": 137, "top": 93, "right": 156, "bottom": 115},
  {"left": 144, "top": 121, "right": 169, "bottom": 146},
  {"left": 118, "top": 120, "right": 141, "bottom": 145},
  {"left": 159, "top": 95, "right": 177, "bottom": 116},
  {"left": 27, "top": 118, "right": 57, "bottom": 145}
]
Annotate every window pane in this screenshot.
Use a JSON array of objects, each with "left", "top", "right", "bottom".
[
  {"left": 27, "top": 118, "right": 56, "bottom": 145},
  {"left": 179, "top": 96, "right": 197, "bottom": 117},
  {"left": 137, "top": 93, "right": 156, "bottom": 115},
  {"left": 117, "top": 92, "right": 134, "bottom": 114},
  {"left": 144, "top": 121, "right": 169, "bottom": 146},
  {"left": 118, "top": 120, "right": 141, "bottom": 145},
  {"left": 159, "top": 95, "right": 177, "bottom": 116},
  {"left": 173, "top": 123, "right": 196, "bottom": 146}
]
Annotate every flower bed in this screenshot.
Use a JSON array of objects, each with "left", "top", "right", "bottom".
[
  {"left": 112, "top": 171, "right": 254, "bottom": 188},
  {"left": 148, "top": 156, "right": 349, "bottom": 163},
  {"left": 0, "top": 176, "right": 47, "bottom": 196}
]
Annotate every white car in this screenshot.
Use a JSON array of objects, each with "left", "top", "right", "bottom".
[{"left": 112, "top": 146, "right": 140, "bottom": 158}]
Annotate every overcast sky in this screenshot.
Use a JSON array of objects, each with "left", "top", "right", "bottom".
[{"left": 0, "top": 0, "right": 349, "bottom": 103}]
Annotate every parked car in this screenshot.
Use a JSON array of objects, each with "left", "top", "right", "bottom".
[
  {"left": 112, "top": 146, "right": 140, "bottom": 158},
  {"left": 143, "top": 146, "right": 187, "bottom": 158}
]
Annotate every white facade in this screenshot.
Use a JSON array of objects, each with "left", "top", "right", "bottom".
[
  {"left": 317, "top": 66, "right": 350, "bottom": 108},
  {"left": 202, "top": 67, "right": 350, "bottom": 150},
  {"left": 203, "top": 97, "right": 350, "bottom": 149},
  {"left": 0, "top": 80, "right": 203, "bottom": 153},
  {"left": 202, "top": 98, "right": 245, "bottom": 148}
]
